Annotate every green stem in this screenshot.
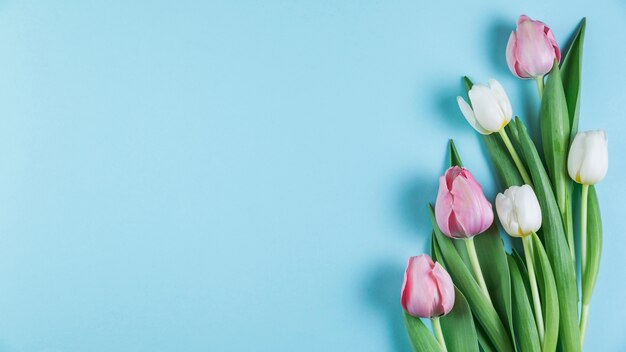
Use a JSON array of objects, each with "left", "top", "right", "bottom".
[
  {"left": 565, "top": 203, "right": 575, "bottom": 262},
  {"left": 523, "top": 235, "right": 545, "bottom": 343},
  {"left": 465, "top": 237, "right": 492, "bottom": 303},
  {"left": 498, "top": 128, "right": 533, "bottom": 186},
  {"left": 432, "top": 317, "right": 447, "bottom": 352},
  {"left": 535, "top": 76, "right": 544, "bottom": 97},
  {"left": 579, "top": 184, "right": 590, "bottom": 347},
  {"left": 580, "top": 303, "right": 589, "bottom": 347},
  {"left": 581, "top": 184, "right": 589, "bottom": 277}
]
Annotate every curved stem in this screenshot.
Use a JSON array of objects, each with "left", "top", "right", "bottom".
[
  {"left": 432, "top": 317, "right": 448, "bottom": 352},
  {"left": 580, "top": 303, "right": 589, "bottom": 347},
  {"left": 465, "top": 237, "right": 492, "bottom": 303},
  {"left": 498, "top": 128, "right": 533, "bottom": 186},
  {"left": 523, "top": 235, "right": 545, "bottom": 343},
  {"left": 535, "top": 76, "right": 544, "bottom": 97}
]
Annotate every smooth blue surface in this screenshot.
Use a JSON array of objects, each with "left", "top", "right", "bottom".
[{"left": 0, "top": 1, "right": 623, "bottom": 351}]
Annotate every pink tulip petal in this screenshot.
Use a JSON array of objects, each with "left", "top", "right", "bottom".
[
  {"left": 435, "top": 174, "right": 455, "bottom": 237},
  {"left": 432, "top": 262, "right": 455, "bottom": 315},
  {"left": 401, "top": 255, "right": 439, "bottom": 318},
  {"left": 450, "top": 175, "right": 493, "bottom": 236}
]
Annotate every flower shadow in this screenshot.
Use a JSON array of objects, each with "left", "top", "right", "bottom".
[{"left": 362, "top": 261, "right": 411, "bottom": 352}]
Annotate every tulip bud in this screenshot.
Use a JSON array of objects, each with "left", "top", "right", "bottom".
[
  {"left": 495, "top": 185, "right": 542, "bottom": 237},
  {"left": 506, "top": 14, "right": 561, "bottom": 79},
  {"left": 457, "top": 79, "right": 512, "bottom": 135},
  {"left": 435, "top": 166, "right": 494, "bottom": 239},
  {"left": 567, "top": 130, "right": 608, "bottom": 185},
  {"left": 401, "top": 254, "right": 455, "bottom": 318}
]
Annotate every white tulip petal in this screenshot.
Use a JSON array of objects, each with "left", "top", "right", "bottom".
[
  {"left": 568, "top": 130, "right": 608, "bottom": 184},
  {"left": 514, "top": 185, "right": 542, "bottom": 234},
  {"left": 495, "top": 185, "right": 542, "bottom": 237},
  {"left": 579, "top": 131, "right": 608, "bottom": 184},
  {"left": 468, "top": 85, "right": 505, "bottom": 133},
  {"left": 457, "top": 96, "right": 490, "bottom": 135},
  {"left": 488, "top": 79, "right": 513, "bottom": 123},
  {"left": 567, "top": 132, "right": 585, "bottom": 182}
]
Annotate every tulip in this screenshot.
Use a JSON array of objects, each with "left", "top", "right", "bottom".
[
  {"left": 568, "top": 130, "right": 608, "bottom": 343},
  {"left": 435, "top": 166, "right": 493, "bottom": 302},
  {"left": 401, "top": 254, "right": 454, "bottom": 351},
  {"left": 495, "top": 185, "right": 542, "bottom": 237},
  {"left": 401, "top": 254, "right": 455, "bottom": 318},
  {"left": 458, "top": 79, "right": 533, "bottom": 185},
  {"left": 506, "top": 14, "right": 561, "bottom": 80},
  {"left": 457, "top": 79, "right": 512, "bottom": 135},
  {"left": 435, "top": 166, "right": 494, "bottom": 238},
  {"left": 567, "top": 130, "right": 608, "bottom": 185},
  {"left": 496, "top": 184, "right": 546, "bottom": 341}
]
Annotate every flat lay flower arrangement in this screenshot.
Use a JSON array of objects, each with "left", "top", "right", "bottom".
[{"left": 400, "top": 15, "right": 606, "bottom": 352}]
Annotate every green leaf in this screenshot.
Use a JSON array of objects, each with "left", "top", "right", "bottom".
[
  {"left": 482, "top": 133, "right": 524, "bottom": 189},
  {"left": 429, "top": 206, "right": 514, "bottom": 352},
  {"left": 582, "top": 186, "right": 602, "bottom": 305},
  {"left": 431, "top": 231, "right": 445, "bottom": 266},
  {"left": 440, "top": 288, "right": 480, "bottom": 352},
  {"left": 474, "top": 226, "right": 514, "bottom": 350},
  {"left": 540, "top": 62, "right": 571, "bottom": 230},
  {"left": 507, "top": 255, "right": 541, "bottom": 352},
  {"left": 560, "top": 18, "right": 586, "bottom": 138},
  {"left": 463, "top": 76, "right": 473, "bottom": 92},
  {"left": 403, "top": 312, "right": 442, "bottom": 352},
  {"left": 513, "top": 118, "right": 581, "bottom": 352},
  {"left": 531, "top": 233, "right": 559, "bottom": 352},
  {"left": 475, "top": 324, "right": 496, "bottom": 352},
  {"left": 449, "top": 139, "right": 464, "bottom": 168}
]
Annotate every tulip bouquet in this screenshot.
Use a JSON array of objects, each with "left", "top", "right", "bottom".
[{"left": 401, "top": 15, "right": 607, "bottom": 351}]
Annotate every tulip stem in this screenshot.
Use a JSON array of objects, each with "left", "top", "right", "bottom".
[
  {"left": 535, "top": 77, "right": 544, "bottom": 97},
  {"left": 432, "top": 317, "right": 447, "bottom": 352},
  {"left": 498, "top": 128, "right": 533, "bottom": 186},
  {"left": 579, "top": 184, "right": 590, "bottom": 346},
  {"left": 523, "top": 235, "right": 545, "bottom": 343},
  {"left": 580, "top": 303, "right": 590, "bottom": 347},
  {"left": 581, "top": 184, "right": 589, "bottom": 280},
  {"left": 465, "top": 237, "right": 491, "bottom": 303}
]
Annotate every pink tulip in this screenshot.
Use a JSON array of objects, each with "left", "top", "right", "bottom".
[
  {"left": 506, "top": 14, "right": 561, "bottom": 79},
  {"left": 435, "top": 166, "right": 494, "bottom": 239},
  {"left": 401, "top": 255, "right": 455, "bottom": 318}
]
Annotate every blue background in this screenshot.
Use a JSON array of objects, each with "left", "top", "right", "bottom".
[{"left": 0, "top": 1, "right": 623, "bottom": 351}]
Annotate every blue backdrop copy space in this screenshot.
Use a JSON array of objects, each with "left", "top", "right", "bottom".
[{"left": 0, "top": 1, "right": 623, "bottom": 351}]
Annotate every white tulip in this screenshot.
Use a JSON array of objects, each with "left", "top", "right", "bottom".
[
  {"left": 495, "top": 185, "right": 542, "bottom": 237},
  {"left": 567, "top": 130, "right": 608, "bottom": 185},
  {"left": 457, "top": 79, "right": 513, "bottom": 135}
]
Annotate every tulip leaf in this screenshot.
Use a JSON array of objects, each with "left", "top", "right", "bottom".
[
  {"left": 513, "top": 118, "right": 581, "bottom": 352},
  {"left": 540, "top": 62, "right": 571, "bottom": 230},
  {"left": 482, "top": 133, "right": 524, "bottom": 189},
  {"left": 449, "top": 139, "right": 464, "bottom": 168},
  {"left": 474, "top": 226, "right": 514, "bottom": 350},
  {"left": 531, "top": 232, "right": 559, "bottom": 352},
  {"left": 440, "top": 288, "right": 479, "bottom": 352},
  {"left": 507, "top": 255, "right": 541, "bottom": 352},
  {"left": 403, "top": 312, "right": 442, "bottom": 352},
  {"left": 429, "top": 205, "right": 514, "bottom": 352},
  {"left": 560, "top": 18, "right": 586, "bottom": 138},
  {"left": 431, "top": 231, "right": 444, "bottom": 266},
  {"left": 582, "top": 186, "right": 602, "bottom": 305},
  {"left": 463, "top": 76, "right": 473, "bottom": 92},
  {"left": 475, "top": 323, "right": 496, "bottom": 352}
]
